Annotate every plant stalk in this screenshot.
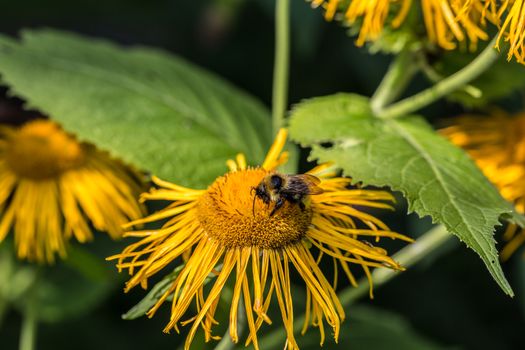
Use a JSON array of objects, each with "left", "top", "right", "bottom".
[
  {"left": 19, "top": 305, "right": 37, "bottom": 350},
  {"left": 371, "top": 50, "right": 418, "bottom": 115},
  {"left": 378, "top": 37, "right": 499, "bottom": 119},
  {"left": 0, "top": 297, "right": 7, "bottom": 328},
  {"left": 272, "top": 0, "right": 290, "bottom": 134},
  {"left": 339, "top": 225, "right": 450, "bottom": 304}
]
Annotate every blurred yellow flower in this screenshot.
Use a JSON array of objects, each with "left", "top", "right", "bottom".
[
  {"left": 441, "top": 112, "right": 525, "bottom": 260},
  {"left": 109, "top": 129, "right": 411, "bottom": 350},
  {"left": 0, "top": 119, "right": 144, "bottom": 263},
  {"left": 310, "top": 0, "right": 525, "bottom": 62}
]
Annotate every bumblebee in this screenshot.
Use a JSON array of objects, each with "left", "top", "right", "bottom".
[{"left": 252, "top": 173, "right": 323, "bottom": 216}]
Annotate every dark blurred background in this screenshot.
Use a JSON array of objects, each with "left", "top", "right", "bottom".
[{"left": 0, "top": 0, "right": 524, "bottom": 349}]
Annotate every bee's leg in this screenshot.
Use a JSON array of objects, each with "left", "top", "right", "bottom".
[
  {"left": 299, "top": 201, "right": 306, "bottom": 211},
  {"left": 270, "top": 198, "right": 284, "bottom": 217}
]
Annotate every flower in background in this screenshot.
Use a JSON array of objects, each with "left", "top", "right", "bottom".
[
  {"left": 309, "top": 0, "right": 523, "bottom": 62},
  {"left": 441, "top": 112, "right": 525, "bottom": 260},
  {"left": 109, "top": 129, "right": 411, "bottom": 350},
  {"left": 496, "top": 0, "right": 525, "bottom": 62},
  {"left": 0, "top": 119, "right": 145, "bottom": 263},
  {"left": 310, "top": 0, "right": 413, "bottom": 47}
]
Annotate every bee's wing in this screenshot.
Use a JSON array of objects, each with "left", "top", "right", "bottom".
[
  {"left": 307, "top": 185, "right": 324, "bottom": 195},
  {"left": 300, "top": 174, "right": 321, "bottom": 185},
  {"left": 295, "top": 174, "right": 324, "bottom": 195}
]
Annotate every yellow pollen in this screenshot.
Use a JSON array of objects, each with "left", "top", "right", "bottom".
[
  {"left": 4, "top": 120, "right": 84, "bottom": 180},
  {"left": 197, "top": 168, "right": 312, "bottom": 249}
]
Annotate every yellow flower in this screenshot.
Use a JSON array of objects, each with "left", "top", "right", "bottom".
[
  {"left": 109, "top": 129, "right": 411, "bottom": 350},
  {"left": 0, "top": 119, "right": 145, "bottom": 263},
  {"left": 441, "top": 111, "right": 525, "bottom": 260},
  {"left": 310, "top": 0, "right": 412, "bottom": 47},
  {"left": 309, "top": 1, "right": 524, "bottom": 56},
  {"left": 496, "top": 0, "right": 525, "bottom": 63}
]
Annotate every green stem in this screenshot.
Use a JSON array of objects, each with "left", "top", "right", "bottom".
[
  {"left": 378, "top": 37, "right": 499, "bottom": 119},
  {"left": 371, "top": 50, "right": 418, "bottom": 114},
  {"left": 272, "top": 0, "right": 290, "bottom": 134},
  {"left": 416, "top": 51, "right": 482, "bottom": 98},
  {"left": 19, "top": 305, "right": 37, "bottom": 350},
  {"left": 258, "top": 225, "right": 451, "bottom": 348},
  {"left": 338, "top": 225, "right": 450, "bottom": 305},
  {"left": 0, "top": 297, "right": 7, "bottom": 328},
  {"left": 214, "top": 299, "right": 246, "bottom": 350}
]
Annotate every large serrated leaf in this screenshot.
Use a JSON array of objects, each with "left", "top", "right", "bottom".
[
  {"left": 289, "top": 93, "right": 525, "bottom": 296},
  {"left": 0, "top": 30, "right": 272, "bottom": 188}
]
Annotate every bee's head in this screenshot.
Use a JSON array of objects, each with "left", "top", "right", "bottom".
[
  {"left": 252, "top": 178, "right": 272, "bottom": 217},
  {"left": 252, "top": 181, "right": 270, "bottom": 204}
]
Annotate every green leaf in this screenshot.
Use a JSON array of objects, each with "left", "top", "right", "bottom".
[
  {"left": 299, "top": 305, "right": 446, "bottom": 350},
  {"left": 11, "top": 262, "right": 115, "bottom": 323},
  {"left": 365, "top": 26, "right": 421, "bottom": 55},
  {"left": 122, "top": 266, "right": 183, "bottom": 320},
  {"left": 0, "top": 244, "right": 38, "bottom": 305},
  {"left": 432, "top": 50, "right": 525, "bottom": 108},
  {"left": 290, "top": 93, "right": 525, "bottom": 296},
  {"left": 123, "top": 263, "right": 222, "bottom": 320},
  {"left": 64, "top": 244, "right": 115, "bottom": 283},
  {"left": 0, "top": 238, "right": 118, "bottom": 324},
  {"left": 0, "top": 29, "right": 272, "bottom": 188},
  {"left": 258, "top": 288, "right": 445, "bottom": 350}
]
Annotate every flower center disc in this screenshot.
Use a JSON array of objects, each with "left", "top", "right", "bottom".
[
  {"left": 197, "top": 168, "right": 312, "bottom": 249},
  {"left": 5, "top": 120, "right": 85, "bottom": 180}
]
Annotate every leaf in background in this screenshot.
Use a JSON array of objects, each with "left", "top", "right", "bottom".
[
  {"left": 432, "top": 50, "right": 525, "bottom": 108},
  {"left": 258, "top": 288, "right": 446, "bottom": 350},
  {"left": 0, "top": 245, "right": 36, "bottom": 312},
  {"left": 122, "top": 266, "right": 183, "bottom": 320},
  {"left": 514, "top": 255, "right": 525, "bottom": 317},
  {"left": 298, "top": 305, "right": 446, "bottom": 350},
  {"left": 289, "top": 93, "right": 525, "bottom": 296},
  {"left": 0, "top": 30, "right": 272, "bottom": 188},
  {"left": 122, "top": 263, "right": 222, "bottom": 320},
  {"left": 0, "top": 240, "right": 120, "bottom": 323},
  {"left": 13, "top": 262, "right": 115, "bottom": 323}
]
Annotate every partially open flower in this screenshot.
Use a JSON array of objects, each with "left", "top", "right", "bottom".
[
  {"left": 309, "top": 0, "right": 525, "bottom": 62},
  {"left": 441, "top": 112, "right": 525, "bottom": 260},
  {"left": 0, "top": 119, "right": 144, "bottom": 263},
  {"left": 109, "top": 129, "right": 411, "bottom": 350}
]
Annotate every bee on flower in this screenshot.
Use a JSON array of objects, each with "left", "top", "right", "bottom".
[{"left": 109, "top": 129, "right": 412, "bottom": 350}]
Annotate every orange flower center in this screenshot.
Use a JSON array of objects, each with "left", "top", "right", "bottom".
[
  {"left": 197, "top": 168, "right": 312, "bottom": 249},
  {"left": 4, "top": 120, "right": 85, "bottom": 180}
]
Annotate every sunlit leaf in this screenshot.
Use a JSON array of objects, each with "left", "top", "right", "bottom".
[{"left": 0, "top": 30, "right": 272, "bottom": 188}]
